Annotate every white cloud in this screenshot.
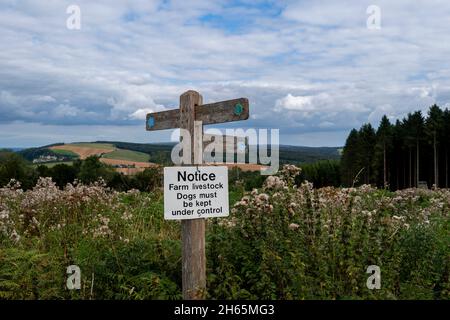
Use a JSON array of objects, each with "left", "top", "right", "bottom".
[
  {"left": 128, "top": 108, "right": 154, "bottom": 120},
  {"left": 275, "top": 94, "right": 314, "bottom": 111},
  {"left": 1, "top": 1, "right": 450, "bottom": 147}
]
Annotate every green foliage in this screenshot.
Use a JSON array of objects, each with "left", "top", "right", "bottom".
[
  {"left": 0, "top": 152, "right": 36, "bottom": 189},
  {"left": 18, "top": 147, "right": 77, "bottom": 162},
  {"left": 0, "top": 248, "right": 65, "bottom": 299},
  {"left": 341, "top": 104, "right": 450, "bottom": 189},
  {"left": 1, "top": 165, "right": 448, "bottom": 300},
  {"left": 208, "top": 173, "right": 450, "bottom": 300},
  {"left": 297, "top": 160, "right": 341, "bottom": 188},
  {"left": 228, "top": 168, "right": 265, "bottom": 192},
  {"left": 50, "top": 164, "right": 78, "bottom": 188},
  {"left": 131, "top": 167, "right": 163, "bottom": 192},
  {"left": 77, "top": 156, "right": 115, "bottom": 184}
]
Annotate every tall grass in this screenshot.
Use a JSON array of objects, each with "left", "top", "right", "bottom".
[{"left": 0, "top": 167, "right": 449, "bottom": 299}]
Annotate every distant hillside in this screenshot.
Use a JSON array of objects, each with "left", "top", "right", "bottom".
[
  {"left": 278, "top": 145, "right": 341, "bottom": 164},
  {"left": 18, "top": 146, "right": 77, "bottom": 162},
  {"left": 0, "top": 148, "right": 24, "bottom": 152},
  {"left": 18, "top": 141, "right": 342, "bottom": 166},
  {"left": 96, "top": 141, "right": 341, "bottom": 165}
]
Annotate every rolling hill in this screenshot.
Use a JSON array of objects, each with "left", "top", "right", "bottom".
[{"left": 17, "top": 141, "right": 342, "bottom": 170}]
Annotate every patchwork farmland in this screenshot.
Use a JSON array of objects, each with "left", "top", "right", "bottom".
[{"left": 49, "top": 143, "right": 157, "bottom": 175}]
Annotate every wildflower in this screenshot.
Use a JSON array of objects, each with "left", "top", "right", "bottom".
[
  {"left": 264, "top": 176, "right": 285, "bottom": 190},
  {"left": 122, "top": 211, "right": 133, "bottom": 220},
  {"left": 10, "top": 229, "right": 20, "bottom": 242}
]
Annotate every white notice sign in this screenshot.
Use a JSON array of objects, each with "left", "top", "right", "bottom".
[{"left": 164, "top": 166, "right": 229, "bottom": 220}]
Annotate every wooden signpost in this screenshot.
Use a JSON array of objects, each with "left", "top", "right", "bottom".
[{"left": 146, "top": 90, "right": 249, "bottom": 299}]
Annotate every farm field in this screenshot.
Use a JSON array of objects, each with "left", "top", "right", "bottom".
[
  {"left": 0, "top": 165, "right": 448, "bottom": 300},
  {"left": 50, "top": 144, "right": 115, "bottom": 160},
  {"left": 99, "top": 158, "right": 157, "bottom": 169},
  {"left": 31, "top": 161, "right": 74, "bottom": 168},
  {"left": 102, "top": 149, "right": 150, "bottom": 162},
  {"left": 71, "top": 143, "right": 116, "bottom": 150},
  {"left": 205, "top": 163, "right": 268, "bottom": 172},
  {"left": 47, "top": 143, "right": 266, "bottom": 173},
  {"left": 51, "top": 149, "right": 79, "bottom": 158},
  {"left": 48, "top": 143, "right": 156, "bottom": 174}
]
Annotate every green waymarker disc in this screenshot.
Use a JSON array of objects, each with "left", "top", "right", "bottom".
[{"left": 234, "top": 103, "right": 243, "bottom": 116}]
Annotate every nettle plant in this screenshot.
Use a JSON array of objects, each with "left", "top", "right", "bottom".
[{"left": 207, "top": 165, "right": 450, "bottom": 300}]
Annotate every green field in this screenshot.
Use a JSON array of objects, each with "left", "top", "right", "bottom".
[
  {"left": 102, "top": 148, "right": 150, "bottom": 162},
  {"left": 71, "top": 143, "right": 115, "bottom": 150},
  {"left": 51, "top": 149, "right": 79, "bottom": 158},
  {"left": 31, "top": 161, "right": 74, "bottom": 168}
]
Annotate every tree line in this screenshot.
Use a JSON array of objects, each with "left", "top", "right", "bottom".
[
  {"left": 0, "top": 152, "right": 162, "bottom": 192},
  {"left": 341, "top": 104, "right": 450, "bottom": 189},
  {"left": 0, "top": 151, "right": 267, "bottom": 193}
]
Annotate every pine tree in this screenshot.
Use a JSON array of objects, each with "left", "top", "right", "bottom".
[
  {"left": 410, "top": 112, "right": 425, "bottom": 188},
  {"left": 341, "top": 129, "right": 360, "bottom": 186},
  {"left": 426, "top": 105, "right": 444, "bottom": 188},
  {"left": 341, "top": 104, "right": 450, "bottom": 191},
  {"left": 444, "top": 108, "right": 450, "bottom": 188},
  {"left": 374, "top": 116, "right": 393, "bottom": 188},
  {"left": 358, "top": 124, "right": 376, "bottom": 185}
]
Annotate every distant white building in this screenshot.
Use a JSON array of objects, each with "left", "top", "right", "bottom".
[{"left": 33, "top": 155, "right": 63, "bottom": 164}]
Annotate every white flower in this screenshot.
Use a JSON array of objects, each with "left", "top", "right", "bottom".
[
  {"left": 289, "top": 223, "right": 300, "bottom": 231},
  {"left": 10, "top": 229, "right": 20, "bottom": 242}
]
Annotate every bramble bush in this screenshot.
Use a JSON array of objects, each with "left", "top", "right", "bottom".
[{"left": 0, "top": 166, "right": 449, "bottom": 299}]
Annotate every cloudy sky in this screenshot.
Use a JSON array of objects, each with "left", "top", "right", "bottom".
[{"left": 1, "top": 0, "right": 450, "bottom": 148}]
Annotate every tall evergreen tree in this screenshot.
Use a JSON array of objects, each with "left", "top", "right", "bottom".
[
  {"left": 341, "top": 129, "right": 360, "bottom": 186},
  {"left": 410, "top": 111, "right": 425, "bottom": 187},
  {"left": 374, "top": 116, "right": 393, "bottom": 188},
  {"left": 426, "top": 105, "right": 444, "bottom": 188},
  {"left": 358, "top": 124, "right": 376, "bottom": 185},
  {"left": 443, "top": 108, "right": 450, "bottom": 188},
  {"left": 341, "top": 103, "right": 450, "bottom": 190}
]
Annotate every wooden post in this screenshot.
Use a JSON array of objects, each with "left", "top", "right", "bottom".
[
  {"left": 179, "top": 90, "right": 206, "bottom": 299},
  {"left": 146, "top": 90, "right": 249, "bottom": 300}
]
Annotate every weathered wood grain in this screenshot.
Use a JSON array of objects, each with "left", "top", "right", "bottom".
[
  {"left": 145, "top": 91, "right": 250, "bottom": 300},
  {"left": 146, "top": 97, "right": 249, "bottom": 131},
  {"left": 196, "top": 98, "right": 249, "bottom": 125},
  {"left": 180, "top": 90, "right": 206, "bottom": 300},
  {"left": 145, "top": 109, "right": 179, "bottom": 131}
]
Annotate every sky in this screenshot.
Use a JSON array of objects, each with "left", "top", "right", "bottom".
[{"left": 1, "top": 0, "right": 450, "bottom": 148}]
